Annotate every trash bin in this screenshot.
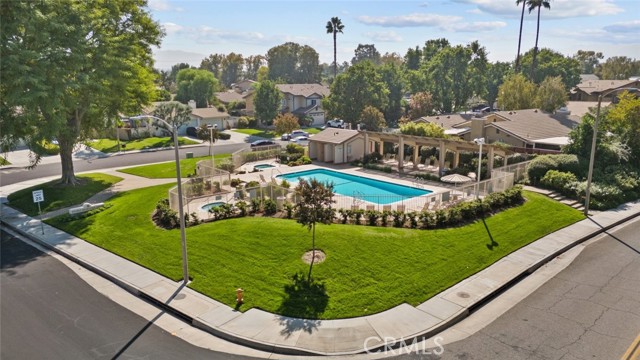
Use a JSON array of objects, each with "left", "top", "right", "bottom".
[
  {"left": 185, "top": 152, "right": 193, "bottom": 159},
  {"left": 276, "top": 196, "right": 286, "bottom": 211}
]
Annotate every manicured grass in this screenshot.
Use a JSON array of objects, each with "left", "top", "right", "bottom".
[
  {"left": 305, "top": 127, "right": 322, "bottom": 135},
  {"left": 117, "top": 154, "right": 231, "bottom": 179},
  {"left": 8, "top": 173, "right": 123, "bottom": 216},
  {"left": 88, "top": 137, "right": 198, "bottom": 153},
  {"left": 47, "top": 186, "right": 584, "bottom": 319},
  {"left": 233, "top": 129, "right": 276, "bottom": 138},
  {"left": 0, "top": 156, "right": 10, "bottom": 165}
]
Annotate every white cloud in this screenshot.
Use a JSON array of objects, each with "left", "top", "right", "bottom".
[
  {"left": 357, "top": 13, "right": 460, "bottom": 27},
  {"left": 194, "top": 26, "right": 265, "bottom": 44},
  {"left": 161, "top": 22, "right": 184, "bottom": 35},
  {"left": 364, "top": 31, "right": 403, "bottom": 42},
  {"left": 152, "top": 49, "right": 206, "bottom": 70},
  {"left": 446, "top": 21, "right": 507, "bottom": 32},
  {"left": 604, "top": 20, "right": 640, "bottom": 33},
  {"left": 550, "top": 26, "right": 640, "bottom": 45},
  {"left": 455, "top": 0, "right": 623, "bottom": 19},
  {"left": 148, "top": 0, "right": 183, "bottom": 12}
]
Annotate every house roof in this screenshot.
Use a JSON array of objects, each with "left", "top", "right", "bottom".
[
  {"left": 415, "top": 114, "right": 473, "bottom": 129},
  {"left": 579, "top": 74, "right": 599, "bottom": 82},
  {"left": 563, "top": 101, "right": 611, "bottom": 118},
  {"left": 191, "top": 107, "right": 229, "bottom": 119},
  {"left": 309, "top": 128, "right": 361, "bottom": 144},
  {"left": 215, "top": 91, "right": 244, "bottom": 104},
  {"left": 486, "top": 109, "right": 580, "bottom": 143},
  {"left": 276, "top": 84, "right": 330, "bottom": 98},
  {"left": 572, "top": 79, "right": 638, "bottom": 95}
]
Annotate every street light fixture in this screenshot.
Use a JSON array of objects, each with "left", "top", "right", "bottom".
[
  {"left": 583, "top": 87, "right": 637, "bottom": 216},
  {"left": 131, "top": 115, "right": 189, "bottom": 284},
  {"left": 474, "top": 137, "right": 485, "bottom": 200}
]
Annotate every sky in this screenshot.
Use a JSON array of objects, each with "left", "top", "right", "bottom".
[{"left": 148, "top": 0, "right": 640, "bottom": 70}]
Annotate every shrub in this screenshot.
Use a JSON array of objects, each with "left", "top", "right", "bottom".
[
  {"left": 338, "top": 209, "right": 349, "bottom": 224},
  {"left": 435, "top": 209, "right": 448, "bottom": 228},
  {"left": 216, "top": 160, "right": 235, "bottom": 173},
  {"left": 419, "top": 211, "right": 435, "bottom": 229},
  {"left": 540, "top": 170, "right": 578, "bottom": 195},
  {"left": 237, "top": 117, "right": 250, "bottom": 129},
  {"left": 153, "top": 198, "right": 179, "bottom": 229},
  {"left": 380, "top": 210, "right": 390, "bottom": 226},
  {"left": 353, "top": 209, "right": 364, "bottom": 225},
  {"left": 526, "top": 154, "right": 580, "bottom": 185},
  {"left": 235, "top": 201, "right": 248, "bottom": 216},
  {"left": 362, "top": 152, "right": 383, "bottom": 165},
  {"left": 363, "top": 163, "right": 393, "bottom": 173},
  {"left": 250, "top": 198, "right": 262, "bottom": 214},
  {"left": 407, "top": 211, "right": 418, "bottom": 228},
  {"left": 230, "top": 178, "right": 243, "bottom": 188},
  {"left": 286, "top": 143, "right": 305, "bottom": 154},
  {"left": 415, "top": 172, "right": 440, "bottom": 182},
  {"left": 218, "top": 132, "right": 231, "bottom": 140},
  {"left": 392, "top": 210, "right": 405, "bottom": 228},
  {"left": 263, "top": 199, "right": 277, "bottom": 215},
  {"left": 366, "top": 210, "right": 379, "bottom": 226},
  {"left": 284, "top": 202, "right": 294, "bottom": 219}
]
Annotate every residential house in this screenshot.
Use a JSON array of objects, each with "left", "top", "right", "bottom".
[
  {"left": 308, "top": 128, "right": 364, "bottom": 164},
  {"left": 244, "top": 83, "right": 330, "bottom": 126},
  {"left": 231, "top": 79, "right": 257, "bottom": 94},
  {"left": 140, "top": 100, "right": 233, "bottom": 135},
  {"left": 570, "top": 79, "right": 640, "bottom": 101},
  {"left": 414, "top": 114, "right": 474, "bottom": 138},
  {"left": 214, "top": 91, "right": 245, "bottom": 105}
]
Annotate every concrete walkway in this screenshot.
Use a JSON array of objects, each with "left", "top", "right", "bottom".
[{"left": 2, "top": 174, "right": 639, "bottom": 355}]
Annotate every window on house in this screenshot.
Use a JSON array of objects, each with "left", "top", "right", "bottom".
[{"left": 496, "top": 129, "right": 500, "bottom": 134}]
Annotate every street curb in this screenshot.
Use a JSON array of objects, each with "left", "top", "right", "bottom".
[{"left": 2, "top": 204, "right": 639, "bottom": 356}]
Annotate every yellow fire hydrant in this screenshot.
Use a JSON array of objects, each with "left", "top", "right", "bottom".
[{"left": 236, "top": 288, "right": 244, "bottom": 304}]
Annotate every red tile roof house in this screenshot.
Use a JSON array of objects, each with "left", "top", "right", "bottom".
[{"left": 243, "top": 83, "right": 330, "bottom": 126}]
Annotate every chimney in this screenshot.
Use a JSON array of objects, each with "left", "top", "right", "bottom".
[{"left": 188, "top": 100, "right": 196, "bottom": 109}]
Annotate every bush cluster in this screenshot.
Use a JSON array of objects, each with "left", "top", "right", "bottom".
[
  {"left": 363, "top": 163, "right": 392, "bottom": 173},
  {"left": 526, "top": 154, "right": 581, "bottom": 185}
]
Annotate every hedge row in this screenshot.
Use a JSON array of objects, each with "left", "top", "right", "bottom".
[{"left": 153, "top": 186, "right": 525, "bottom": 230}]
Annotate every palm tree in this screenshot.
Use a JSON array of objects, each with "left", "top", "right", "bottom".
[
  {"left": 325, "top": 17, "right": 344, "bottom": 78},
  {"left": 527, "top": 0, "right": 551, "bottom": 80},
  {"left": 514, "top": 0, "right": 527, "bottom": 72}
]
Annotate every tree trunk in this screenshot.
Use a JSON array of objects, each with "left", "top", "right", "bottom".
[
  {"left": 58, "top": 137, "right": 78, "bottom": 185},
  {"left": 333, "top": 32, "right": 337, "bottom": 78},
  {"left": 515, "top": 1, "right": 526, "bottom": 72},
  {"left": 531, "top": 7, "right": 541, "bottom": 80},
  {"left": 308, "top": 222, "right": 316, "bottom": 281}
]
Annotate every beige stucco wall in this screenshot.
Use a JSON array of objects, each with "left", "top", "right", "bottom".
[{"left": 484, "top": 126, "right": 526, "bottom": 147}]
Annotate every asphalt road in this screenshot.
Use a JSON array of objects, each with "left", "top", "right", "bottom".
[
  {"left": 391, "top": 217, "right": 640, "bottom": 360},
  {"left": 0, "top": 230, "right": 252, "bottom": 360},
  {"left": 0, "top": 142, "right": 250, "bottom": 186}
]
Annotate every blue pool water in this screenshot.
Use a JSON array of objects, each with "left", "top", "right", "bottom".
[
  {"left": 201, "top": 202, "right": 226, "bottom": 211},
  {"left": 277, "top": 169, "right": 431, "bottom": 204},
  {"left": 254, "top": 164, "right": 275, "bottom": 170}
]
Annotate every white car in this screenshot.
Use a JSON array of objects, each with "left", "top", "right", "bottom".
[
  {"left": 290, "top": 135, "right": 310, "bottom": 145},
  {"left": 281, "top": 130, "right": 309, "bottom": 140},
  {"left": 326, "top": 119, "right": 344, "bottom": 128}
]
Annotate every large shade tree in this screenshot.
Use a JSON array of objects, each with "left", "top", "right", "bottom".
[
  {"left": 175, "top": 68, "right": 218, "bottom": 108},
  {"left": 253, "top": 80, "right": 282, "bottom": 126},
  {"left": 1, "top": 0, "right": 162, "bottom": 184},
  {"left": 325, "top": 17, "right": 344, "bottom": 78},
  {"left": 322, "top": 61, "right": 388, "bottom": 126}
]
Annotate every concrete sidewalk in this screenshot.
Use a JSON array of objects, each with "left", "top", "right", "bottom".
[{"left": 2, "top": 190, "right": 639, "bottom": 355}]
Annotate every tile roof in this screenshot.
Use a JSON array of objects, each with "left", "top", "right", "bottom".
[
  {"left": 573, "top": 79, "right": 638, "bottom": 95},
  {"left": 276, "top": 84, "right": 330, "bottom": 98},
  {"left": 415, "top": 114, "right": 473, "bottom": 129},
  {"left": 487, "top": 109, "right": 580, "bottom": 142},
  {"left": 190, "top": 107, "right": 229, "bottom": 119},
  {"left": 215, "top": 91, "right": 244, "bottom": 104},
  {"left": 309, "top": 128, "right": 361, "bottom": 144}
]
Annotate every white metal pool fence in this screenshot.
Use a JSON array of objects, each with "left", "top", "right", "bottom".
[{"left": 170, "top": 160, "right": 532, "bottom": 214}]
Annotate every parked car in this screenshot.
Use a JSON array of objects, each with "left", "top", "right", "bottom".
[
  {"left": 186, "top": 126, "right": 198, "bottom": 137},
  {"left": 250, "top": 139, "right": 276, "bottom": 148},
  {"left": 326, "top": 119, "right": 344, "bottom": 128},
  {"left": 281, "top": 130, "right": 309, "bottom": 140},
  {"left": 290, "top": 136, "right": 310, "bottom": 145}
]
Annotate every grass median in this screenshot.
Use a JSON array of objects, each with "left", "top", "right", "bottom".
[
  {"left": 47, "top": 185, "right": 584, "bottom": 319},
  {"left": 7, "top": 173, "right": 123, "bottom": 216},
  {"left": 88, "top": 137, "right": 198, "bottom": 153},
  {"left": 118, "top": 154, "right": 231, "bottom": 178}
]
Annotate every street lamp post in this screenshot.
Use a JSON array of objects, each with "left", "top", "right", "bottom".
[
  {"left": 131, "top": 115, "right": 189, "bottom": 284},
  {"left": 208, "top": 124, "right": 218, "bottom": 173},
  {"left": 474, "top": 137, "right": 485, "bottom": 200},
  {"left": 583, "top": 87, "right": 637, "bottom": 216}
]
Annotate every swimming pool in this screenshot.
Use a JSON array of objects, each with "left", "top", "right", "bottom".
[
  {"left": 254, "top": 164, "right": 275, "bottom": 171},
  {"left": 201, "top": 201, "right": 226, "bottom": 211},
  {"left": 277, "top": 169, "right": 432, "bottom": 204}
]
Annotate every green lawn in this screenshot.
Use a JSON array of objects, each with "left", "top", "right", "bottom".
[
  {"left": 305, "top": 127, "right": 322, "bottom": 135},
  {"left": 88, "top": 137, "right": 198, "bottom": 153},
  {"left": 118, "top": 154, "right": 231, "bottom": 178},
  {"left": 47, "top": 186, "right": 584, "bottom": 319},
  {"left": 233, "top": 129, "right": 276, "bottom": 138},
  {"left": 8, "top": 173, "right": 123, "bottom": 216}
]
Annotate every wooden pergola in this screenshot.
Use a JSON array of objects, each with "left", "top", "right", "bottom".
[{"left": 363, "top": 131, "right": 507, "bottom": 175}]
